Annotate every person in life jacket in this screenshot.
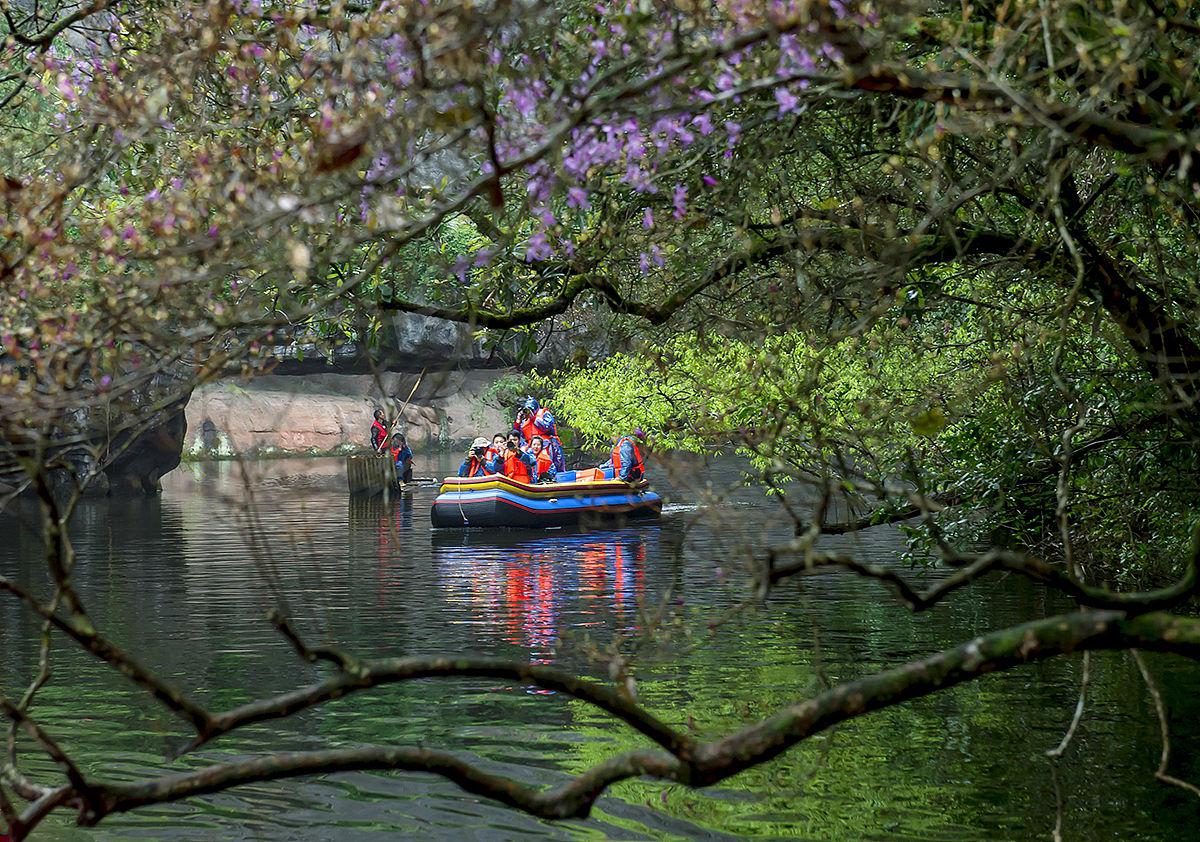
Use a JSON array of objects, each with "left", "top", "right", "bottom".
[
  {"left": 601, "top": 428, "right": 647, "bottom": 482},
  {"left": 370, "top": 409, "right": 389, "bottom": 452},
  {"left": 529, "top": 435, "right": 557, "bottom": 483},
  {"left": 499, "top": 431, "right": 538, "bottom": 483},
  {"left": 513, "top": 397, "right": 566, "bottom": 472},
  {"left": 390, "top": 432, "right": 413, "bottom": 484},
  {"left": 459, "top": 436, "right": 496, "bottom": 477},
  {"left": 486, "top": 432, "right": 506, "bottom": 463}
]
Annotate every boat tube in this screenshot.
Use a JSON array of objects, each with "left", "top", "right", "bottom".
[{"left": 430, "top": 468, "right": 663, "bottom": 529}]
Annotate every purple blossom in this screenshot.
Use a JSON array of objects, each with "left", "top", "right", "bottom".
[
  {"left": 702, "top": 174, "right": 720, "bottom": 187},
  {"left": 56, "top": 74, "right": 77, "bottom": 103},
  {"left": 672, "top": 184, "right": 687, "bottom": 220},
  {"left": 642, "top": 207, "right": 654, "bottom": 230},
  {"left": 775, "top": 86, "right": 800, "bottom": 115},
  {"left": 693, "top": 113, "right": 715, "bottom": 136},
  {"left": 638, "top": 245, "right": 665, "bottom": 275},
  {"left": 623, "top": 164, "right": 656, "bottom": 193},
  {"left": 536, "top": 205, "right": 557, "bottom": 227},
  {"left": 452, "top": 254, "right": 471, "bottom": 282},
  {"left": 567, "top": 187, "right": 591, "bottom": 209},
  {"left": 525, "top": 232, "right": 554, "bottom": 261}
]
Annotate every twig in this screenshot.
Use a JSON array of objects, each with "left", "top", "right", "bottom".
[
  {"left": 1131, "top": 649, "right": 1200, "bottom": 799},
  {"left": 0, "top": 698, "right": 97, "bottom": 816},
  {"left": 1046, "top": 651, "right": 1091, "bottom": 759}
]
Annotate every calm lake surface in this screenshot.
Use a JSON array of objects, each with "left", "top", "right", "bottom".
[{"left": 2, "top": 455, "right": 1198, "bottom": 840}]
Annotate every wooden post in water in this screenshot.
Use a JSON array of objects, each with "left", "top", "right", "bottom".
[{"left": 346, "top": 454, "right": 395, "bottom": 496}]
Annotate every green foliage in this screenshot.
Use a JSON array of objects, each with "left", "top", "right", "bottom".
[{"left": 549, "top": 272, "right": 1198, "bottom": 581}]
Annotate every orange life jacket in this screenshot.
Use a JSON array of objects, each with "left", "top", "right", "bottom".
[
  {"left": 518, "top": 407, "right": 555, "bottom": 446},
  {"left": 534, "top": 449, "right": 554, "bottom": 476},
  {"left": 502, "top": 451, "right": 533, "bottom": 483},
  {"left": 463, "top": 456, "right": 488, "bottom": 477},
  {"left": 611, "top": 436, "right": 645, "bottom": 480}
]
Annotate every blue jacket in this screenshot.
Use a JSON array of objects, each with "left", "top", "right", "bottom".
[
  {"left": 392, "top": 445, "right": 413, "bottom": 469},
  {"left": 601, "top": 438, "right": 642, "bottom": 481}
]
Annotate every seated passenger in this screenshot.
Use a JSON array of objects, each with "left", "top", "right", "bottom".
[
  {"left": 499, "top": 431, "right": 538, "bottom": 483},
  {"left": 530, "top": 435, "right": 556, "bottom": 483},
  {"left": 459, "top": 437, "right": 495, "bottom": 477},
  {"left": 485, "top": 432, "right": 506, "bottom": 463},
  {"left": 601, "top": 429, "right": 647, "bottom": 483},
  {"left": 390, "top": 432, "right": 414, "bottom": 484}
]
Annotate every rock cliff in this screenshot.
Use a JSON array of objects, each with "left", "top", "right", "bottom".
[{"left": 184, "top": 368, "right": 514, "bottom": 457}]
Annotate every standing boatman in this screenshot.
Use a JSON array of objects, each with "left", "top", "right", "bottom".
[{"left": 370, "top": 408, "right": 389, "bottom": 453}]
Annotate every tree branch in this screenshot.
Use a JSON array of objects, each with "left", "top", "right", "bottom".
[{"left": 182, "top": 656, "right": 695, "bottom": 760}]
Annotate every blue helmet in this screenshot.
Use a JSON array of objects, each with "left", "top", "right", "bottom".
[{"left": 523, "top": 396, "right": 540, "bottom": 413}]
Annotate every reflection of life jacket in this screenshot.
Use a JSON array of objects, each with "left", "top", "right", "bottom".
[
  {"left": 502, "top": 451, "right": 533, "bottom": 482},
  {"left": 370, "top": 420, "right": 387, "bottom": 449},
  {"left": 462, "top": 456, "right": 488, "bottom": 477},
  {"left": 611, "top": 436, "right": 645, "bottom": 480}
]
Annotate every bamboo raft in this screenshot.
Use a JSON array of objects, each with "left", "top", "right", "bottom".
[{"left": 346, "top": 454, "right": 398, "bottom": 496}]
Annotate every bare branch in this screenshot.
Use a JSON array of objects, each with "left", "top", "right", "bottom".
[{"left": 1131, "top": 650, "right": 1200, "bottom": 799}]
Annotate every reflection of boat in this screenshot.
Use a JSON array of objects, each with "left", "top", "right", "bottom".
[
  {"left": 432, "top": 528, "right": 653, "bottom": 655},
  {"left": 429, "top": 470, "right": 663, "bottom": 529}
]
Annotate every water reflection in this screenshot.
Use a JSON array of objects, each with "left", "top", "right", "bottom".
[
  {"left": 430, "top": 530, "right": 653, "bottom": 660},
  {"left": 0, "top": 456, "right": 1197, "bottom": 841}
]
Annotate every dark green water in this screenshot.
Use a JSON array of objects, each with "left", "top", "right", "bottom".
[{"left": 1, "top": 455, "right": 1198, "bottom": 839}]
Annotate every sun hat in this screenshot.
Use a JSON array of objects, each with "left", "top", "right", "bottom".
[{"left": 472, "top": 436, "right": 489, "bottom": 449}]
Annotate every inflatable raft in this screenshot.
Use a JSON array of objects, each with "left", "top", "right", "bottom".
[{"left": 430, "top": 468, "right": 663, "bottom": 529}]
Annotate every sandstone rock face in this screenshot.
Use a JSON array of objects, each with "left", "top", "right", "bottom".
[{"left": 184, "top": 369, "right": 512, "bottom": 456}]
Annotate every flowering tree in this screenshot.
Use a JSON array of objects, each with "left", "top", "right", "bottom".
[{"left": 4, "top": 0, "right": 1200, "bottom": 836}]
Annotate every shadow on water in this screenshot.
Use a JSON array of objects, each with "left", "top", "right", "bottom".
[{"left": 1, "top": 455, "right": 1198, "bottom": 839}]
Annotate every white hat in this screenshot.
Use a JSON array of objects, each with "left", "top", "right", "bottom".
[{"left": 472, "top": 436, "right": 489, "bottom": 448}]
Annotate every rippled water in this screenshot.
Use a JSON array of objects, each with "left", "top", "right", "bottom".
[{"left": 2, "top": 455, "right": 1198, "bottom": 839}]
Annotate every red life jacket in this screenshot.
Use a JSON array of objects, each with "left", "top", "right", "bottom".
[
  {"left": 486, "top": 445, "right": 501, "bottom": 462},
  {"left": 502, "top": 451, "right": 532, "bottom": 483},
  {"left": 534, "top": 449, "right": 554, "bottom": 476},
  {"left": 371, "top": 420, "right": 388, "bottom": 449},
  {"left": 463, "top": 456, "right": 488, "bottom": 477},
  {"left": 611, "top": 436, "right": 645, "bottom": 479}
]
